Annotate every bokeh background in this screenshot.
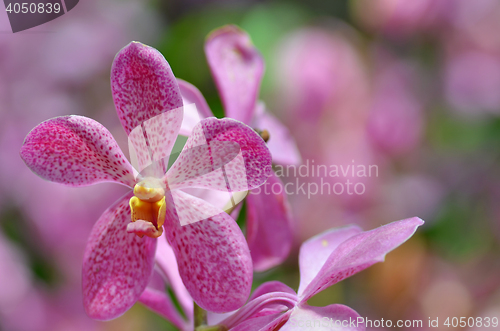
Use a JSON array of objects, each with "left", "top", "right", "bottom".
[{"left": 1, "top": 0, "right": 500, "bottom": 330}]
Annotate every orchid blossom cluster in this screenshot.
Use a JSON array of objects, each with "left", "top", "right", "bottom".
[{"left": 20, "top": 25, "right": 424, "bottom": 331}]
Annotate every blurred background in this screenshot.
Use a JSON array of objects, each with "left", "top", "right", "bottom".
[{"left": 1, "top": 0, "right": 500, "bottom": 330}]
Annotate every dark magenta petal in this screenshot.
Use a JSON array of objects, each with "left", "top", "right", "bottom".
[
  {"left": 20, "top": 116, "right": 135, "bottom": 187},
  {"left": 205, "top": 25, "right": 264, "bottom": 124},
  {"left": 246, "top": 173, "right": 294, "bottom": 271},
  {"left": 111, "top": 41, "right": 183, "bottom": 135},
  {"left": 82, "top": 193, "right": 157, "bottom": 320}
]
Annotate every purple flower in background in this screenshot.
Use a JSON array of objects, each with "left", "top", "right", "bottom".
[
  {"left": 444, "top": 50, "right": 500, "bottom": 115},
  {"left": 180, "top": 25, "right": 299, "bottom": 271},
  {"left": 366, "top": 51, "right": 424, "bottom": 156},
  {"left": 20, "top": 41, "right": 272, "bottom": 319},
  {"left": 213, "top": 217, "right": 424, "bottom": 331},
  {"left": 352, "top": 0, "right": 451, "bottom": 38}
]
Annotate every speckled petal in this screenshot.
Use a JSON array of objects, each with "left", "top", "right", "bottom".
[
  {"left": 82, "top": 193, "right": 157, "bottom": 320},
  {"left": 163, "top": 190, "right": 253, "bottom": 313},
  {"left": 297, "top": 225, "right": 362, "bottom": 298},
  {"left": 280, "top": 304, "right": 363, "bottom": 331},
  {"left": 252, "top": 102, "right": 301, "bottom": 165},
  {"left": 300, "top": 218, "right": 424, "bottom": 301},
  {"left": 111, "top": 41, "right": 183, "bottom": 135},
  {"left": 165, "top": 117, "right": 272, "bottom": 192},
  {"left": 205, "top": 25, "right": 264, "bottom": 124},
  {"left": 246, "top": 173, "right": 294, "bottom": 272},
  {"left": 20, "top": 116, "right": 135, "bottom": 187},
  {"left": 178, "top": 79, "right": 213, "bottom": 136}
]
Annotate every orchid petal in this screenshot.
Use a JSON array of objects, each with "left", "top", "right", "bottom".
[
  {"left": 156, "top": 233, "right": 193, "bottom": 318},
  {"left": 138, "top": 288, "right": 189, "bottom": 331},
  {"left": 111, "top": 41, "right": 183, "bottom": 135},
  {"left": 128, "top": 107, "right": 183, "bottom": 176},
  {"left": 297, "top": 226, "right": 362, "bottom": 297},
  {"left": 231, "top": 311, "right": 292, "bottom": 331},
  {"left": 252, "top": 102, "right": 302, "bottom": 165},
  {"left": 280, "top": 304, "right": 364, "bottom": 331},
  {"left": 300, "top": 218, "right": 424, "bottom": 301},
  {"left": 20, "top": 116, "right": 135, "bottom": 187},
  {"left": 82, "top": 193, "right": 157, "bottom": 320},
  {"left": 246, "top": 173, "right": 294, "bottom": 272},
  {"left": 249, "top": 281, "right": 296, "bottom": 301},
  {"left": 178, "top": 79, "right": 213, "bottom": 136},
  {"left": 163, "top": 190, "right": 253, "bottom": 313},
  {"left": 181, "top": 187, "right": 245, "bottom": 215},
  {"left": 220, "top": 290, "right": 297, "bottom": 329},
  {"left": 205, "top": 25, "right": 264, "bottom": 124},
  {"left": 165, "top": 117, "right": 272, "bottom": 192},
  {"left": 126, "top": 220, "right": 163, "bottom": 238}
]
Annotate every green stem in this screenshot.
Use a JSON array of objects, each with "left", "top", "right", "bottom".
[{"left": 194, "top": 302, "right": 207, "bottom": 328}]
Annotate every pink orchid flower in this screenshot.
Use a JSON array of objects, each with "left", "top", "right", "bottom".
[
  {"left": 20, "top": 41, "right": 272, "bottom": 320},
  {"left": 179, "top": 25, "right": 300, "bottom": 272},
  {"left": 208, "top": 217, "right": 424, "bottom": 331}
]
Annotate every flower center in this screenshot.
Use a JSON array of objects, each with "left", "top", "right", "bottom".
[{"left": 127, "top": 177, "right": 166, "bottom": 238}]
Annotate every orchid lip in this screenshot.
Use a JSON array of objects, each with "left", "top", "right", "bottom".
[{"left": 128, "top": 177, "right": 167, "bottom": 238}]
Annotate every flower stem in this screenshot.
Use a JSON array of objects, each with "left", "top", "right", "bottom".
[{"left": 194, "top": 302, "right": 207, "bottom": 328}]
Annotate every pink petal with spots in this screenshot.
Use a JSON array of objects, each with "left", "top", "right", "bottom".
[
  {"left": 205, "top": 25, "right": 264, "bottom": 124},
  {"left": 252, "top": 102, "right": 302, "bottom": 165},
  {"left": 20, "top": 116, "right": 135, "bottom": 187},
  {"left": 280, "top": 304, "right": 364, "bottom": 331},
  {"left": 138, "top": 288, "right": 189, "bottom": 331},
  {"left": 163, "top": 190, "right": 253, "bottom": 313},
  {"left": 111, "top": 41, "right": 183, "bottom": 135},
  {"left": 82, "top": 193, "right": 157, "bottom": 320},
  {"left": 165, "top": 117, "right": 272, "bottom": 192},
  {"left": 178, "top": 79, "right": 213, "bottom": 136},
  {"left": 297, "top": 225, "right": 362, "bottom": 298},
  {"left": 246, "top": 173, "right": 294, "bottom": 272},
  {"left": 128, "top": 108, "right": 184, "bottom": 176},
  {"left": 300, "top": 217, "right": 424, "bottom": 302}
]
